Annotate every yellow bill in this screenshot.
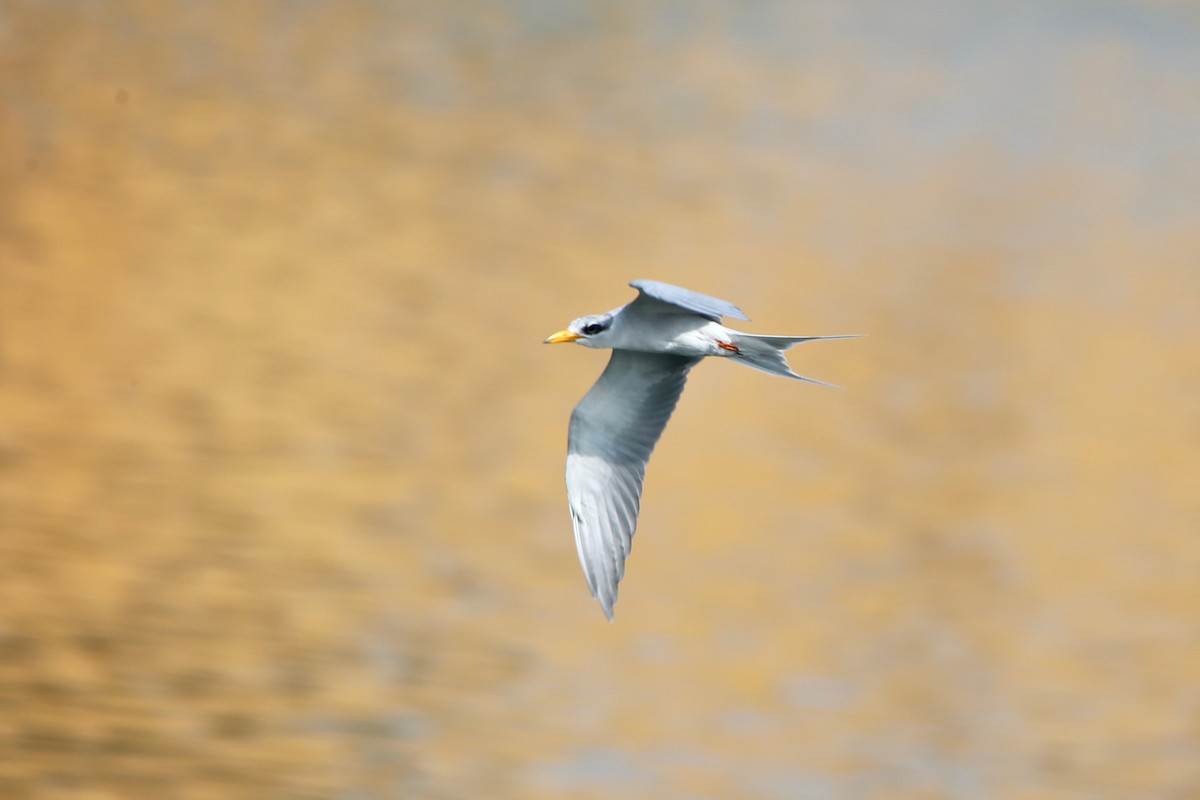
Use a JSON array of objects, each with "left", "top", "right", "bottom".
[{"left": 544, "top": 329, "right": 582, "bottom": 344}]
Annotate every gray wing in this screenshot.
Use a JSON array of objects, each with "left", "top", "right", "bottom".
[
  {"left": 629, "top": 279, "right": 749, "bottom": 322},
  {"left": 566, "top": 349, "right": 700, "bottom": 619}
]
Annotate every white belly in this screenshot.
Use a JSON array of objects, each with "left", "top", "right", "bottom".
[{"left": 657, "top": 322, "right": 735, "bottom": 357}]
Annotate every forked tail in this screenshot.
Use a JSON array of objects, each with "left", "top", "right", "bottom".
[{"left": 725, "top": 332, "right": 860, "bottom": 386}]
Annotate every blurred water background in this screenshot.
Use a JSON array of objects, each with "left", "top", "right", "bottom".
[{"left": 2, "top": 1, "right": 1199, "bottom": 798}]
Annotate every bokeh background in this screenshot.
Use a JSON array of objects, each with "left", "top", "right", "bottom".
[{"left": 3, "top": 1, "right": 1199, "bottom": 798}]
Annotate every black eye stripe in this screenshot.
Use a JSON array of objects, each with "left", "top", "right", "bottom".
[{"left": 581, "top": 323, "right": 605, "bottom": 335}]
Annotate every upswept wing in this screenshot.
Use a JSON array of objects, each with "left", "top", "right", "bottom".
[
  {"left": 566, "top": 349, "right": 699, "bottom": 619},
  {"left": 629, "top": 279, "right": 749, "bottom": 322}
]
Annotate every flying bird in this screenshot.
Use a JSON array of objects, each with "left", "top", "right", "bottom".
[{"left": 544, "top": 279, "right": 857, "bottom": 619}]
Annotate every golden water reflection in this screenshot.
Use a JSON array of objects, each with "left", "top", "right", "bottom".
[{"left": 2, "top": 2, "right": 1199, "bottom": 798}]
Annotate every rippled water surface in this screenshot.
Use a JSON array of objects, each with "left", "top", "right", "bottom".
[{"left": 2, "top": 2, "right": 1199, "bottom": 798}]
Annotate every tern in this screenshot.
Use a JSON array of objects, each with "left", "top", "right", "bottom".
[{"left": 545, "top": 280, "right": 857, "bottom": 619}]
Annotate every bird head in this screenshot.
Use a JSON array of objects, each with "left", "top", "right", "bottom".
[{"left": 544, "top": 313, "right": 614, "bottom": 348}]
